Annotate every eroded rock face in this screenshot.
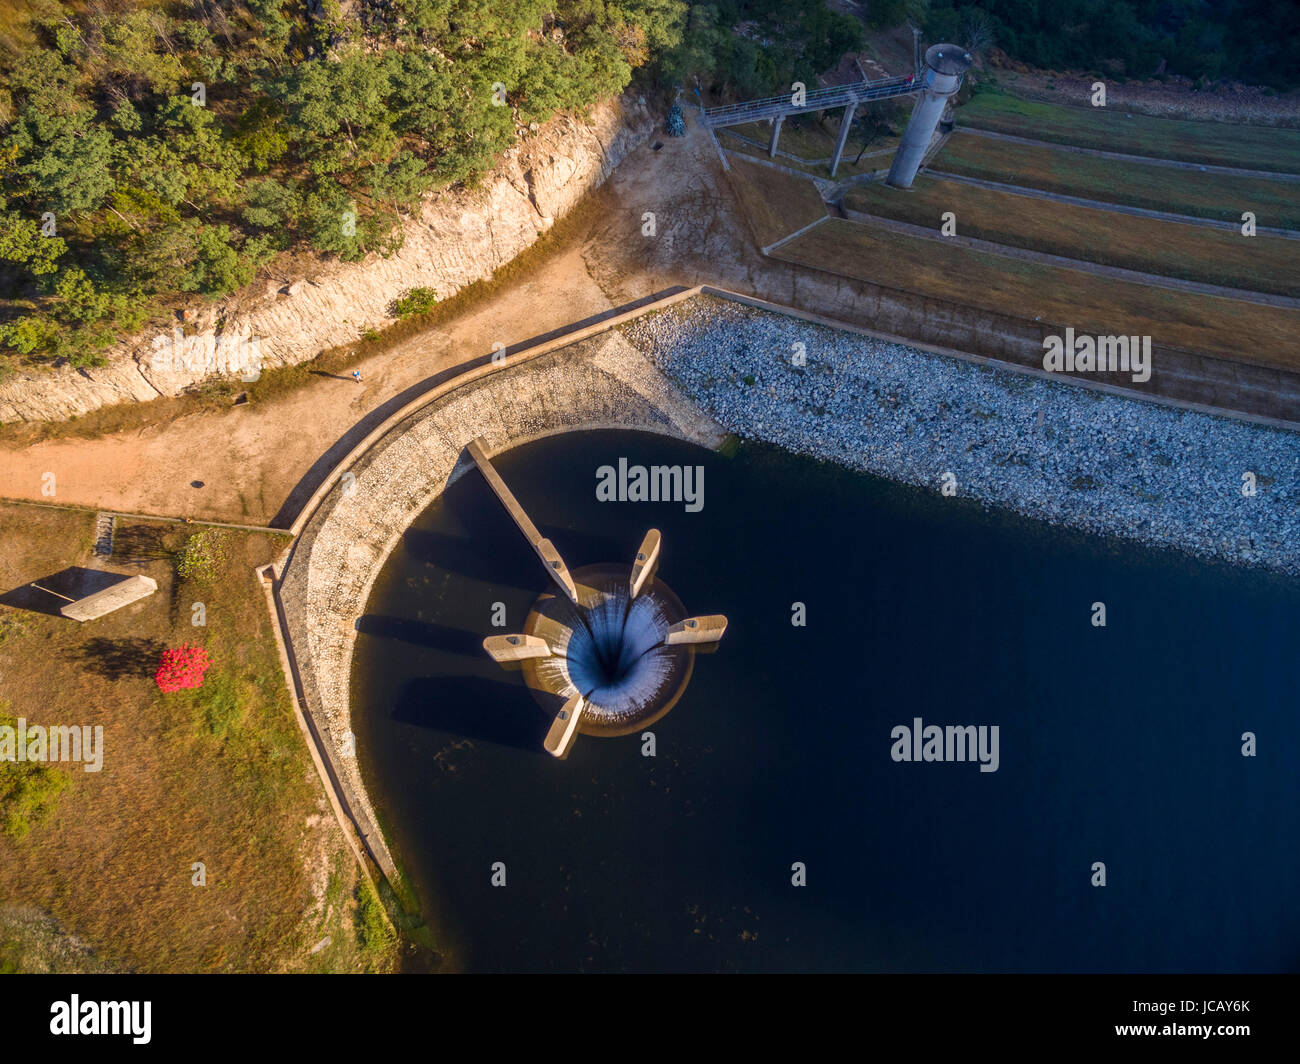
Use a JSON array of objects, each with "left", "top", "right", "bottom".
[{"left": 0, "top": 97, "right": 655, "bottom": 424}]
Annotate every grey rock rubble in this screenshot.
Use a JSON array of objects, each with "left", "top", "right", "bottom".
[{"left": 622, "top": 295, "right": 1300, "bottom": 576}]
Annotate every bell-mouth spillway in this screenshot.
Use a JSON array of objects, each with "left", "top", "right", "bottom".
[
  {"left": 471, "top": 438, "right": 727, "bottom": 758},
  {"left": 521, "top": 563, "right": 694, "bottom": 737}
]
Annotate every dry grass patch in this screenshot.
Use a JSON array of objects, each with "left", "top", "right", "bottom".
[
  {"left": 844, "top": 176, "right": 1300, "bottom": 297},
  {"left": 933, "top": 135, "right": 1300, "bottom": 230},
  {"left": 725, "top": 155, "right": 828, "bottom": 247},
  {"left": 959, "top": 90, "right": 1300, "bottom": 172},
  {"left": 0, "top": 504, "right": 399, "bottom": 972}
]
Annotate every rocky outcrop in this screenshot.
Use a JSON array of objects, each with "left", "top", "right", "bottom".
[{"left": 0, "top": 96, "right": 656, "bottom": 424}]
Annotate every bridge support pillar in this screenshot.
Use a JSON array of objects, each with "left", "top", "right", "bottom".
[
  {"left": 830, "top": 101, "right": 857, "bottom": 177},
  {"left": 768, "top": 115, "right": 784, "bottom": 157}
]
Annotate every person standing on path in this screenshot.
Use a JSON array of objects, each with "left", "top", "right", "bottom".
[{"left": 352, "top": 370, "right": 363, "bottom": 384}]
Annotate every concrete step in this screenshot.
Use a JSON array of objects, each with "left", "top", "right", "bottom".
[{"left": 92, "top": 513, "right": 115, "bottom": 557}]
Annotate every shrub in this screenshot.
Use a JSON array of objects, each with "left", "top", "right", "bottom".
[
  {"left": 355, "top": 884, "right": 396, "bottom": 958},
  {"left": 176, "top": 530, "right": 231, "bottom": 584},
  {"left": 390, "top": 286, "right": 439, "bottom": 318},
  {"left": 154, "top": 643, "right": 212, "bottom": 693}
]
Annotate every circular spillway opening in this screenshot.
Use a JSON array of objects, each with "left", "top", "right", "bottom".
[{"left": 521, "top": 563, "right": 694, "bottom": 737}]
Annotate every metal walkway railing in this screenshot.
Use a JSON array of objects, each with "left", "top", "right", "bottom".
[{"left": 701, "top": 74, "right": 917, "bottom": 128}]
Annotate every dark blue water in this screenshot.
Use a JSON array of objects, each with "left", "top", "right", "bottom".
[{"left": 351, "top": 429, "right": 1300, "bottom": 972}]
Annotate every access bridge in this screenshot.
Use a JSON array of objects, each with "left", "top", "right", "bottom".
[{"left": 700, "top": 73, "right": 919, "bottom": 176}]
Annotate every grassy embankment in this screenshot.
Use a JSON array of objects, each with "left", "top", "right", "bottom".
[
  {"left": 931, "top": 135, "right": 1300, "bottom": 231},
  {"left": 719, "top": 89, "right": 1300, "bottom": 372},
  {"left": 0, "top": 503, "right": 401, "bottom": 972},
  {"left": 958, "top": 90, "right": 1300, "bottom": 172},
  {"left": 771, "top": 218, "right": 1300, "bottom": 370},
  {"left": 843, "top": 177, "right": 1300, "bottom": 298},
  {"left": 725, "top": 156, "right": 827, "bottom": 247}
]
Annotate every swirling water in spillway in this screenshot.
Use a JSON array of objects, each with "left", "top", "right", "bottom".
[
  {"left": 571, "top": 591, "right": 675, "bottom": 717},
  {"left": 532, "top": 588, "right": 678, "bottom": 724}
]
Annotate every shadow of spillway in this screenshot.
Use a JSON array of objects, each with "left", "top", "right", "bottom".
[
  {"left": 390, "top": 676, "right": 549, "bottom": 751},
  {"left": 399, "top": 529, "right": 535, "bottom": 592},
  {"left": 355, "top": 614, "right": 485, "bottom": 656}
]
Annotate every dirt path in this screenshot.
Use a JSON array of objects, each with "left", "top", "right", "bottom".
[{"left": 0, "top": 242, "right": 615, "bottom": 525}]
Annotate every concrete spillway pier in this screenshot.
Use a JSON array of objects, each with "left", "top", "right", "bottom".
[
  {"left": 665, "top": 615, "right": 729, "bottom": 645},
  {"left": 483, "top": 634, "right": 552, "bottom": 663},
  {"left": 543, "top": 693, "right": 586, "bottom": 759},
  {"left": 886, "top": 44, "right": 972, "bottom": 189},
  {"left": 630, "top": 530, "right": 661, "bottom": 599},
  {"left": 466, "top": 437, "right": 579, "bottom": 604}
]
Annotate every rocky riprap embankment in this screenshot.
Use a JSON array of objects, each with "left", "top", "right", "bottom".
[{"left": 623, "top": 296, "right": 1300, "bottom": 576}]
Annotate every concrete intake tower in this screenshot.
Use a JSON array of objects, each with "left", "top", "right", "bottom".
[{"left": 886, "top": 43, "right": 973, "bottom": 189}]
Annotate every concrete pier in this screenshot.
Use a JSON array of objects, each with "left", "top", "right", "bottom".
[
  {"left": 886, "top": 44, "right": 972, "bottom": 189},
  {"left": 544, "top": 693, "right": 585, "bottom": 759},
  {"left": 830, "top": 101, "right": 858, "bottom": 177},
  {"left": 58, "top": 574, "right": 158, "bottom": 621},
  {"left": 630, "top": 530, "right": 661, "bottom": 599},
  {"left": 467, "top": 437, "right": 579, "bottom": 604},
  {"left": 768, "top": 115, "right": 784, "bottom": 157},
  {"left": 483, "top": 634, "right": 552, "bottom": 662},
  {"left": 665, "top": 615, "right": 729, "bottom": 645}
]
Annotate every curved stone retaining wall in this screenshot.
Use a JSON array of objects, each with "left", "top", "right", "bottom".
[{"left": 274, "top": 330, "right": 724, "bottom": 873}]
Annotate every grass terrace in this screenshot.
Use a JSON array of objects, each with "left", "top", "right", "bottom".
[
  {"left": 771, "top": 218, "right": 1300, "bottom": 369},
  {"left": 844, "top": 177, "right": 1300, "bottom": 298},
  {"left": 725, "top": 155, "right": 828, "bottom": 247},
  {"left": 958, "top": 90, "right": 1300, "bottom": 172},
  {"left": 720, "top": 113, "right": 900, "bottom": 181},
  {"left": 931, "top": 135, "right": 1300, "bottom": 231}
]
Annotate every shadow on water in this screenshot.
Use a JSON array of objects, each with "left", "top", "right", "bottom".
[
  {"left": 390, "top": 676, "right": 548, "bottom": 751},
  {"left": 533, "top": 523, "right": 626, "bottom": 569},
  {"left": 398, "top": 530, "right": 533, "bottom": 590},
  {"left": 355, "top": 614, "right": 484, "bottom": 656}
]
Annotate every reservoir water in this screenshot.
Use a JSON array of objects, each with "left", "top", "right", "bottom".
[{"left": 350, "top": 429, "right": 1300, "bottom": 972}]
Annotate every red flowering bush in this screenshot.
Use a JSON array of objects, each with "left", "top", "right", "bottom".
[{"left": 154, "top": 643, "right": 211, "bottom": 693}]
